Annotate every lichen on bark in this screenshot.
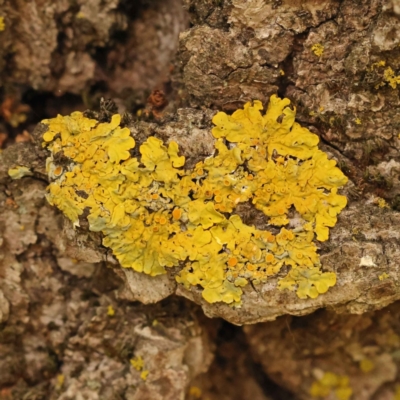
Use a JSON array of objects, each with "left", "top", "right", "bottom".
[{"left": 2, "top": 0, "right": 400, "bottom": 398}]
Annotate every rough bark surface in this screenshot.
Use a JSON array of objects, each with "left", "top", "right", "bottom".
[
  {"left": 1, "top": 0, "right": 400, "bottom": 399},
  {"left": 0, "top": 0, "right": 187, "bottom": 97},
  {"left": 244, "top": 304, "right": 400, "bottom": 400}
]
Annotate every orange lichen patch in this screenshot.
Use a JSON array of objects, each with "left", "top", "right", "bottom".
[
  {"left": 246, "top": 263, "right": 256, "bottom": 271},
  {"left": 42, "top": 96, "right": 347, "bottom": 305},
  {"left": 228, "top": 257, "right": 238, "bottom": 267},
  {"left": 159, "top": 216, "right": 168, "bottom": 225},
  {"left": 53, "top": 166, "right": 63, "bottom": 176},
  {"left": 265, "top": 253, "right": 275, "bottom": 263},
  {"left": 172, "top": 208, "right": 182, "bottom": 220}
]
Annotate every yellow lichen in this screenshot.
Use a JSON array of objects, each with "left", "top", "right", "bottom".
[
  {"left": 379, "top": 272, "right": 389, "bottom": 281},
  {"left": 56, "top": 374, "right": 65, "bottom": 389},
  {"left": 140, "top": 370, "right": 149, "bottom": 381},
  {"left": 42, "top": 96, "right": 348, "bottom": 304},
  {"left": 376, "top": 197, "right": 389, "bottom": 209},
  {"left": 370, "top": 61, "right": 400, "bottom": 89},
  {"left": 189, "top": 386, "right": 202, "bottom": 398},
  {"left": 0, "top": 17, "right": 5, "bottom": 32},
  {"left": 8, "top": 166, "right": 33, "bottom": 179},
  {"left": 130, "top": 356, "right": 144, "bottom": 371},
  {"left": 359, "top": 358, "right": 374, "bottom": 373},
  {"left": 130, "top": 355, "right": 149, "bottom": 380},
  {"left": 107, "top": 305, "right": 115, "bottom": 317},
  {"left": 370, "top": 60, "right": 386, "bottom": 70},
  {"left": 383, "top": 67, "right": 400, "bottom": 89},
  {"left": 311, "top": 43, "right": 324, "bottom": 57},
  {"left": 310, "top": 372, "right": 352, "bottom": 400},
  {"left": 354, "top": 118, "right": 361, "bottom": 125},
  {"left": 395, "top": 385, "right": 400, "bottom": 400}
]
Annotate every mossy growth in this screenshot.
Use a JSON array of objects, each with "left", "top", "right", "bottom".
[{"left": 41, "top": 95, "right": 348, "bottom": 305}]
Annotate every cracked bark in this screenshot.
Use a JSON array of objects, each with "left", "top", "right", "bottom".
[{"left": 1, "top": 0, "right": 400, "bottom": 399}]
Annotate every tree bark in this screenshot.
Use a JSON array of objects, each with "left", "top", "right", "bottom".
[{"left": 1, "top": 0, "right": 400, "bottom": 399}]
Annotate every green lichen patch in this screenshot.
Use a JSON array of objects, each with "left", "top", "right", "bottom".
[{"left": 42, "top": 95, "right": 347, "bottom": 305}]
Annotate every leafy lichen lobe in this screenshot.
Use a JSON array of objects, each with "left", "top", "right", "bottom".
[{"left": 42, "top": 95, "right": 348, "bottom": 304}]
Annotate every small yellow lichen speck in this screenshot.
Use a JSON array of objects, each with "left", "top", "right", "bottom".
[
  {"left": 130, "top": 356, "right": 144, "bottom": 371},
  {"left": 359, "top": 358, "right": 374, "bottom": 373},
  {"left": 140, "top": 370, "right": 149, "bottom": 381},
  {"left": 311, "top": 43, "right": 324, "bottom": 57},
  {"left": 379, "top": 272, "right": 389, "bottom": 281},
  {"left": 107, "top": 305, "right": 115, "bottom": 317},
  {"left": 189, "top": 386, "right": 202, "bottom": 398},
  {"left": 0, "top": 17, "right": 5, "bottom": 31},
  {"left": 279, "top": 69, "right": 285, "bottom": 76},
  {"left": 376, "top": 197, "right": 389, "bottom": 209},
  {"left": 354, "top": 118, "right": 361, "bottom": 125},
  {"left": 56, "top": 374, "right": 65, "bottom": 389},
  {"left": 41, "top": 96, "right": 348, "bottom": 304},
  {"left": 310, "top": 372, "right": 352, "bottom": 400}
]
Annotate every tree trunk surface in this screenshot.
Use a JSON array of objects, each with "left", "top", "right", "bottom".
[{"left": 1, "top": 0, "right": 400, "bottom": 399}]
